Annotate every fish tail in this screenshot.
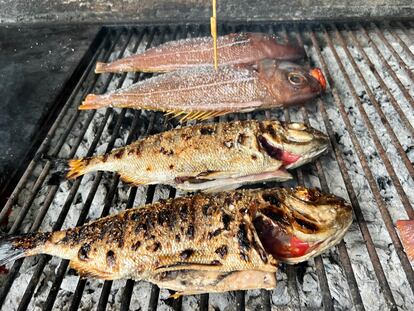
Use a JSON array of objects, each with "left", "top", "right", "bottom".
[
  {"left": 66, "top": 158, "right": 92, "bottom": 179},
  {"left": 95, "top": 62, "right": 111, "bottom": 73},
  {"left": 0, "top": 232, "right": 51, "bottom": 265},
  {"left": 79, "top": 94, "right": 112, "bottom": 110}
]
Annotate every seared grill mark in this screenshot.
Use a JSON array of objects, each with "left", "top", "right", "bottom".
[
  {"left": 106, "top": 250, "right": 116, "bottom": 267},
  {"left": 266, "top": 124, "right": 277, "bottom": 137},
  {"left": 102, "top": 153, "right": 110, "bottom": 162},
  {"left": 131, "top": 241, "right": 141, "bottom": 251},
  {"left": 295, "top": 217, "right": 319, "bottom": 233},
  {"left": 180, "top": 249, "right": 195, "bottom": 260},
  {"left": 135, "top": 222, "right": 147, "bottom": 234},
  {"left": 186, "top": 225, "right": 195, "bottom": 240},
  {"left": 159, "top": 147, "right": 174, "bottom": 156},
  {"left": 257, "top": 135, "right": 283, "bottom": 160},
  {"left": 200, "top": 127, "right": 215, "bottom": 135},
  {"left": 237, "top": 133, "right": 248, "bottom": 145},
  {"left": 240, "top": 252, "right": 249, "bottom": 262},
  {"left": 15, "top": 232, "right": 51, "bottom": 250},
  {"left": 237, "top": 223, "right": 251, "bottom": 253},
  {"left": 178, "top": 205, "right": 189, "bottom": 222},
  {"left": 78, "top": 243, "right": 91, "bottom": 261},
  {"left": 222, "top": 213, "right": 232, "bottom": 230},
  {"left": 215, "top": 245, "right": 228, "bottom": 259},
  {"left": 147, "top": 242, "right": 161, "bottom": 252},
  {"left": 261, "top": 208, "right": 290, "bottom": 226},
  {"left": 202, "top": 204, "right": 212, "bottom": 216},
  {"left": 157, "top": 209, "right": 176, "bottom": 229},
  {"left": 210, "top": 260, "right": 222, "bottom": 266},
  {"left": 208, "top": 228, "right": 223, "bottom": 239},
  {"left": 114, "top": 149, "right": 125, "bottom": 159},
  {"left": 262, "top": 193, "right": 281, "bottom": 207}
]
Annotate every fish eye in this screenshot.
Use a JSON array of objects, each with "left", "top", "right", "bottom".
[{"left": 288, "top": 72, "right": 305, "bottom": 86}]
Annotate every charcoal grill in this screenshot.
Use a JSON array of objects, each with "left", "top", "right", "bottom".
[{"left": 0, "top": 21, "right": 413, "bottom": 310}]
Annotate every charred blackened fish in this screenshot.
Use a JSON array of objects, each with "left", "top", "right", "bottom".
[
  {"left": 95, "top": 32, "right": 305, "bottom": 74},
  {"left": 65, "top": 120, "right": 329, "bottom": 192},
  {"left": 81, "top": 60, "right": 326, "bottom": 121},
  {"left": 0, "top": 187, "right": 352, "bottom": 295}
]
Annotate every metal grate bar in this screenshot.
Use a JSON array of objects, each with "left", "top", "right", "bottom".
[
  {"left": 321, "top": 24, "right": 414, "bottom": 219},
  {"left": 280, "top": 23, "right": 337, "bottom": 311},
  {"left": 65, "top": 28, "right": 159, "bottom": 311},
  {"left": 0, "top": 29, "right": 120, "bottom": 308},
  {"left": 384, "top": 22, "right": 414, "bottom": 60},
  {"left": 395, "top": 21, "right": 414, "bottom": 42},
  {"left": 357, "top": 24, "right": 414, "bottom": 111},
  {"left": 370, "top": 23, "right": 414, "bottom": 82},
  {"left": 307, "top": 26, "right": 414, "bottom": 296},
  {"left": 299, "top": 24, "right": 399, "bottom": 310},
  {"left": 330, "top": 24, "right": 414, "bottom": 188},
  {"left": 289, "top": 24, "right": 364, "bottom": 311},
  {"left": 38, "top": 29, "right": 136, "bottom": 311},
  {"left": 342, "top": 24, "right": 414, "bottom": 137},
  {"left": 1, "top": 21, "right": 413, "bottom": 311}
]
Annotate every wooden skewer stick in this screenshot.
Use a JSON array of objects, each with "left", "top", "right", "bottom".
[{"left": 210, "top": 0, "right": 218, "bottom": 70}]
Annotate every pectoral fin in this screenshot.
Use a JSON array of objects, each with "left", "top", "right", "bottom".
[
  {"left": 150, "top": 270, "right": 276, "bottom": 295},
  {"left": 165, "top": 110, "right": 229, "bottom": 122},
  {"left": 69, "top": 260, "right": 115, "bottom": 280}
]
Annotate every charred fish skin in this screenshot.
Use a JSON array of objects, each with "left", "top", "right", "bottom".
[
  {"left": 254, "top": 187, "right": 353, "bottom": 263},
  {"left": 0, "top": 187, "right": 352, "bottom": 294},
  {"left": 80, "top": 60, "right": 326, "bottom": 121},
  {"left": 95, "top": 32, "right": 305, "bottom": 74},
  {"left": 65, "top": 120, "right": 329, "bottom": 192}
]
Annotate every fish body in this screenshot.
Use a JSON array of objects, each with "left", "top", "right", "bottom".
[
  {"left": 66, "top": 120, "right": 329, "bottom": 192},
  {"left": 81, "top": 60, "right": 326, "bottom": 121},
  {"left": 0, "top": 187, "right": 352, "bottom": 295},
  {"left": 396, "top": 220, "right": 414, "bottom": 261},
  {"left": 95, "top": 32, "right": 305, "bottom": 74}
]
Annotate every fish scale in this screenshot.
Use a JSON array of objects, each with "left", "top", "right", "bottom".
[
  {"left": 80, "top": 60, "right": 325, "bottom": 121},
  {"left": 94, "top": 32, "right": 305, "bottom": 73},
  {"left": 65, "top": 120, "right": 329, "bottom": 192},
  {"left": 0, "top": 187, "right": 352, "bottom": 295}
]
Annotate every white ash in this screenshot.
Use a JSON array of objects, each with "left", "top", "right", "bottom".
[
  {"left": 2, "top": 27, "right": 414, "bottom": 311},
  {"left": 305, "top": 32, "right": 414, "bottom": 310}
]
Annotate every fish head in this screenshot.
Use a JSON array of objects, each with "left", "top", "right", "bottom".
[
  {"left": 253, "top": 187, "right": 353, "bottom": 263},
  {"left": 249, "top": 33, "right": 306, "bottom": 61},
  {"left": 258, "top": 60, "right": 326, "bottom": 107},
  {"left": 258, "top": 121, "right": 329, "bottom": 169}
]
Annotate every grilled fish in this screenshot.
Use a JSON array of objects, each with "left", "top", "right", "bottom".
[
  {"left": 65, "top": 120, "right": 329, "bottom": 192},
  {"left": 95, "top": 32, "right": 305, "bottom": 74},
  {"left": 81, "top": 60, "right": 326, "bottom": 122},
  {"left": 396, "top": 220, "right": 414, "bottom": 261},
  {"left": 0, "top": 187, "right": 352, "bottom": 295}
]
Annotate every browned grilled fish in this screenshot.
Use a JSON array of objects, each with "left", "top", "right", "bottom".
[
  {"left": 65, "top": 120, "right": 329, "bottom": 192},
  {"left": 80, "top": 60, "right": 326, "bottom": 122},
  {"left": 95, "top": 32, "right": 305, "bottom": 74},
  {"left": 0, "top": 187, "right": 352, "bottom": 295}
]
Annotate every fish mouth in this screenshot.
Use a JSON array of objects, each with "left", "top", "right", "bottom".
[
  {"left": 310, "top": 68, "right": 327, "bottom": 92},
  {"left": 284, "top": 143, "right": 329, "bottom": 170},
  {"left": 277, "top": 222, "right": 352, "bottom": 264},
  {"left": 259, "top": 134, "right": 329, "bottom": 169}
]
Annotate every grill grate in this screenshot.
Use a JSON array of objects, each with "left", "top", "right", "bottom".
[{"left": 0, "top": 21, "right": 413, "bottom": 310}]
